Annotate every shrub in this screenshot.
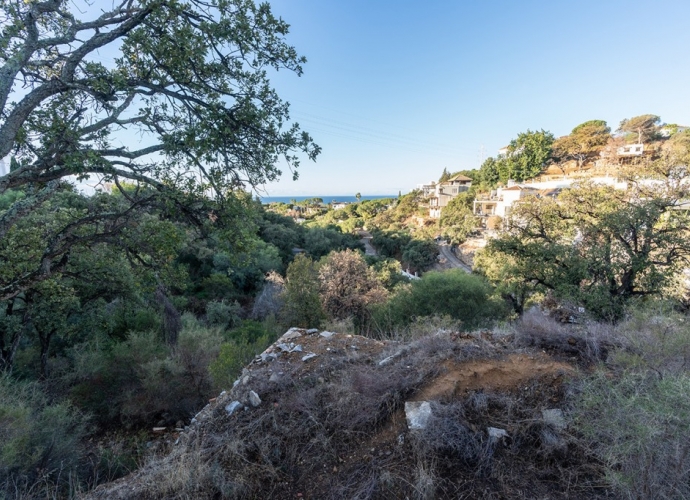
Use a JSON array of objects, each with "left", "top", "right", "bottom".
[
  {"left": 0, "top": 375, "right": 89, "bottom": 496},
  {"left": 279, "top": 254, "right": 325, "bottom": 329},
  {"left": 209, "top": 320, "right": 277, "bottom": 390},
  {"left": 69, "top": 319, "right": 225, "bottom": 428},
  {"left": 206, "top": 300, "right": 242, "bottom": 329},
  {"left": 573, "top": 370, "right": 690, "bottom": 499},
  {"left": 319, "top": 249, "right": 387, "bottom": 328},
  {"left": 370, "top": 270, "right": 504, "bottom": 334}
]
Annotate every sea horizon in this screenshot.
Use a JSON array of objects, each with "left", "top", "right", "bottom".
[{"left": 258, "top": 195, "right": 397, "bottom": 204}]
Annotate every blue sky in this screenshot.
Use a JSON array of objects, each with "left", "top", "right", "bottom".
[{"left": 260, "top": 0, "right": 690, "bottom": 196}]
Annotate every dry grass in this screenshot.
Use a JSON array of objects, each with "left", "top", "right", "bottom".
[
  {"left": 87, "top": 328, "right": 611, "bottom": 499},
  {"left": 512, "top": 307, "right": 619, "bottom": 364}
]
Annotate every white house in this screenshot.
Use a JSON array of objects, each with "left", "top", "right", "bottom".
[
  {"left": 331, "top": 201, "right": 350, "bottom": 210},
  {"left": 617, "top": 144, "right": 644, "bottom": 156},
  {"left": 472, "top": 185, "right": 541, "bottom": 218},
  {"left": 428, "top": 174, "right": 472, "bottom": 218}
]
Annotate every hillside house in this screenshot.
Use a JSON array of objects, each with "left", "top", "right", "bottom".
[
  {"left": 331, "top": 201, "right": 350, "bottom": 210},
  {"left": 660, "top": 125, "right": 689, "bottom": 137},
  {"left": 418, "top": 182, "right": 437, "bottom": 197},
  {"left": 428, "top": 174, "right": 472, "bottom": 218},
  {"left": 617, "top": 144, "right": 644, "bottom": 156},
  {"left": 472, "top": 185, "right": 540, "bottom": 218}
]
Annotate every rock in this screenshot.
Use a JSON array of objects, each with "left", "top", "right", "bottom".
[
  {"left": 320, "top": 331, "right": 336, "bottom": 338},
  {"left": 152, "top": 427, "right": 166, "bottom": 432},
  {"left": 405, "top": 401, "right": 432, "bottom": 430},
  {"left": 379, "top": 348, "right": 405, "bottom": 366},
  {"left": 281, "top": 328, "right": 303, "bottom": 340},
  {"left": 302, "top": 353, "right": 317, "bottom": 362},
  {"left": 277, "top": 342, "right": 303, "bottom": 353},
  {"left": 487, "top": 427, "right": 509, "bottom": 441},
  {"left": 542, "top": 409, "right": 566, "bottom": 430},
  {"left": 307, "top": 328, "right": 319, "bottom": 334},
  {"left": 260, "top": 352, "right": 278, "bottom": 362},
  {"left": 249, "top": 391, "right": 261, "bottom": 407},
  {"left": 225, "top": 401, "right": 242, "bottom": 416},
  {"left": 242, "top": 375, "right": 250, "bottom": 385},
  {"left": 269, "top": 372, "right": 281, "bottom": 383}
]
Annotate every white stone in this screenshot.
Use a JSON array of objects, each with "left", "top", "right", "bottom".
[
  {"left": 405, "top": 401, "right": 432, "bottom": 430},
  {"left": 260, "top": 352, "right": 278, "bottom": 362},
  {"left": 225, "top": 401, "right": 242, "bottom": 415},
  {"left": 307, "top": 328, "right": 319, "bottom": 334},
  {"left": 282, "top": 328, "right": 303, "bottom": 340},
  {"left": 277, "top": 342, "right": 302, "bottom": 353},
  {"left": 249, "top": 391, "right": 261, "bottom": 407},
  {"left": 269, "top": 372, "right": 281, "bottom": 383},
  {"left": 320, "top": 331, "right": 336, "bottom": 338},
  {"left": 487, "top": 427, "right": 509, "bottom": 441},
  {"left": 302, "top": 353, "right": 318, "bottom": 362}
]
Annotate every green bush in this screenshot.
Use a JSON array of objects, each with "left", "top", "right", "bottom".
[
  {"left": 205, "top": 300, "right": 242, "bottom": 329},
  {"left": 574, "top": 370, "right": 690, "bottom": 499},
  {"left": 69, "top": 318, "right": 224, "bottom": 428},
  {"left": 0, "top": 375, "right": 89, "bottom": 495},
  {"left": 209, "top": 320, "right": 277, "bottom": 390},
  {"left": 370, "top": 270, "right": 505, "bottom": 334},
  {"left": 280, "top": 254, "right": 325, "bottom": 329}
]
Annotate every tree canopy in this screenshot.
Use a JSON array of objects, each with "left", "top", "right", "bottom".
[
  {"left": 0, "top": 0, "right": 318, "bottom": 299},
  {"left": 551, "top": 120, "right": 611, "bottom": 169},
  {"left": 618, "top": 114, "right": 661, "bottom": 144},
  {"left": 487, "top": 129, "right": 554, "bottom": 185},
  {"left": 478, "top": 152, "right": 690, "bottom": 319}
]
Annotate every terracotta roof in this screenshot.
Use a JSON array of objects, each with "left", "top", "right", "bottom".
[{"left": 448, "top": 174, "right": 473, "bottom": 182}]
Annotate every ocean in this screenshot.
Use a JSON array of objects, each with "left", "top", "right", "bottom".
[{"left": 258, "top": 195, "right": 397, "bottom": 204}]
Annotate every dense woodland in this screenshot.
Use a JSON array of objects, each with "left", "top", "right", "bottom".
[{"left": 1, "top": 0, "right": 690, "bottom": 498}]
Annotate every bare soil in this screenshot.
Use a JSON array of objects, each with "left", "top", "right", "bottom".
[{"left": 87, "top": 327, "right": 609, "bottom": 500}]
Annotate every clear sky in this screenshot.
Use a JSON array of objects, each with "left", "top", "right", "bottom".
[{"left": 258, "top": 0, "right": 690, "bottom": 196}]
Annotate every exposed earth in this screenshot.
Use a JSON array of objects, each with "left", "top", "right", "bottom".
[{"left": 87, "top": 323, "right": 607, "bottom": 499}]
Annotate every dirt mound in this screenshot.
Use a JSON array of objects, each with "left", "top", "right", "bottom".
[
  {"left": 88, "top": 327, "right": 609, "bottom": 500},
  {"left": 414, "top": 353, "right": 574, "bottom": 401}
]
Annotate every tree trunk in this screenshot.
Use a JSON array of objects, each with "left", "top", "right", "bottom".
[
  {"left": 37, "top": 327, "right": 55, "bottom": 381},
  {"left": 0, "top": 299, "right": 20, "bottom": 373}
]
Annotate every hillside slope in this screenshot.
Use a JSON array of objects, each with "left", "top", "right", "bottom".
[{"left": 87, "top": 324, "right": 609, "bottom": 499}]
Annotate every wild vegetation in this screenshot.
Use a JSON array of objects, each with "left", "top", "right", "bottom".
[{"left": 0, "top": 0, "right": 689, "bottom": 498}]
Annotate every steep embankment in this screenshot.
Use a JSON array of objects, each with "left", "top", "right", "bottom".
[{"left": 88, "top": 325, "right": 607, "bottom": 499}]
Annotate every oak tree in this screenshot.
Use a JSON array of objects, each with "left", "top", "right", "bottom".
[
  {"left": 0, "top": 0, "right": 318, "bottom": 299},
  {"left": 482, "top": 160, "right": 690, "bottom": 319}
]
